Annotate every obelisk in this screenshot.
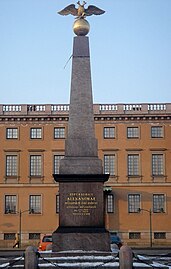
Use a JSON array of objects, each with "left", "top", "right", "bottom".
[{"left": 53, "top": 2, "right": 110, "bottom": 252}]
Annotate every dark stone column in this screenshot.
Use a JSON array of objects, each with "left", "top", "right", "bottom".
[
  {"left": 53, "top": 36, "right": 110, "bottom": 252},
  {"left": 59, "top": 36, "right": 102, "bottom": 175}
]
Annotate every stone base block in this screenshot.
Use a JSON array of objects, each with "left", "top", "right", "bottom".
[{"left": 52, "top": 227, "right": 111, "bottom": 252}]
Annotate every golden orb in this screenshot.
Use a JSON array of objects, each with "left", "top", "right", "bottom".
[{"left": 73, "top": 18, "right": 90, "bottom": 36}]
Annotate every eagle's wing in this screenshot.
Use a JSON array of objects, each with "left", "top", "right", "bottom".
[
  {"left": 58, "top": 4, "right": 78, "bottom": 16},
  {"left": 85, "top": 5, "right": 105, "bottom": 16}
]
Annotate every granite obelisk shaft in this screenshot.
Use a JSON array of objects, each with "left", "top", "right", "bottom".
[{"left": 59, "top": 36, "right": 102, "bottom": 174}]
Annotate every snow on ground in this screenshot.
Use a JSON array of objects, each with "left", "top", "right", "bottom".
[
  {"left": 0, "top": 252, "right": 171, "bottom": 268},
  {"left": 39, "top": 255, "right": 116, "bottom": 260},
  {"left": 38, "top": 262, "right": 119, "bottom": 267}
]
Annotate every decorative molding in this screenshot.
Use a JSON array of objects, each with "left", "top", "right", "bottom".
[
  {"left": 150, "top": 148, "right": 167, "bottom": 151},
  {"left": 4, "top": 149, "right": 21, "bottom": 152},
  {"left": 52, "top": 150, "right": 65, "bottom": 152},
  {"left": 102, "top": 149, "right": 119, "bottom": 152},
  {"left": 126, "top": 149, "right": 143, "bottom": 151},
  {"left": 28, "top": 149, "right": 45, "bottom": 152},
  {"left": 0, "top": 114, "right": 170, "bottom": 123}
]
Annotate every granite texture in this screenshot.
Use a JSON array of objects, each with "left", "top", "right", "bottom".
[
  {"left": 52, "top": 230, "right": 111, "bottom": 252},
  {"left": 58, "top": 181, "right": 105, "bottom": 227},
  {"left": 59, "top": 36, "right": 102, "bottom": 175},
  {"left": 59, "top": 157, "right": 103, "bottom": 174}
]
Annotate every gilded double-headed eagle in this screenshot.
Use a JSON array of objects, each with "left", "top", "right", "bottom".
[{"left": 58, "top": 1, "right": 105, "bottom": 18}]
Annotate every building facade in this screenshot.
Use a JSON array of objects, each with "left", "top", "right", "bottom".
[{"left": 0, "top": 102, "right": 171, "bottom": 247}]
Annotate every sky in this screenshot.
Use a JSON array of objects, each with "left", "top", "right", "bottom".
[{"left": 0, "top": 0, "right": 171, "bottom": 105}]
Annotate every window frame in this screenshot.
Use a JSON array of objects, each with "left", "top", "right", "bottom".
[
  {"left": 152, "top": 154, "right": 164, "bottom": 176},
  {"left": 6, "top": 128, "right": 18, "bottom": 139},
  {"left": 129, "top": 232, "right": 141, "bottom": 239},
  {"left": 29, "top": 233, "right": 40, "bottom": 240},
  {"left": 104, "top": 154, "right": 116, "bottom": 176},
  {"left": 103, "top": 127, "right": 115, "bottom": 139},
  {"left": 106, "top": 194, "right": 114, "bottom": 213},
  {"left": 154, "top": 232, "right": 166, "bottom": 239},
  {"left": 54, "top": 154, "right": 65, "bottom": 174},
  {"left": 4, "top": 233, "right": 16, "bottom": 240},
  {"left": 127, "top": 154, "right": 140, "bottom": 177},
  {"left": 6, "top": 155, "right": 18, "bottom": 177},
  {"left": 30, "top": 128, "right": 42, "bottom": 139},
  {"left": 151, "top": 126, "right": 164, "bottom": 138},
  {"left": 54, "top": 127, "right": 65, "bottom": 139},
  {"left": 29, "top": 195, "right": 42, "bottom": 214},
  {"left": 30, "top": 155, "right": 42, "bottom": 177},
  {"left": 127, "top": 127, "right": 139, "bottom": 139},
  {"left": 128, "top": 194, "right": 140, "bottom": 213},
  {"left": 4, "top": 195, "right": 17, "bottom": 214},
  {"left": 153, "top": 194, "right": 165, "bottom": 213}
]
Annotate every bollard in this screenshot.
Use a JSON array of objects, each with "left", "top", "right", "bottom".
[
  {"left": 111, "top": 243, "right": 119, "bottom": 252},
  {"left": 119, "top": 245, "right": 133, "bottom": 269},
  {"left": 25, "top": 246, "right": 39, "bottom": 269}
]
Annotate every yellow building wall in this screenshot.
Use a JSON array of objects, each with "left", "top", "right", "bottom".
[{"left": 0, "top": 104, "right": 171, "bottom": 247}]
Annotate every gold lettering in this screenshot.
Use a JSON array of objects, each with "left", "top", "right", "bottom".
[{"left": 65, "top": 192, "right": 98, "bottom": 216}]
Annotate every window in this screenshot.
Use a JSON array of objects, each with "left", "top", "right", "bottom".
[
  {"left": 54, "top": 127, "right": 65, "bottom": 139},
  {"left": 30, "top": 155, "right": 42, "bottom": 177},
  {"left": 128, "top": 154, "right": 139, "bottom": 176},
  {"left": 153, "top": 194, "right": 165, "bottom": 213},
  {"left": 30, "top": 128, "right": 42, "bottom": 139},
  {"left": 151, "top": 126, "right": 163, "bottom": 138},
  {"left": 6, "top": 155, "right": 18, "bottom": 177},
  {"left": 106, "top": 194, "right": 114, "bottom": 213},
  {"left": 127, "top": 127, "right": 139, "bottom": 138},
  {"left": 4, "top": 233, "right": 15, "bottom": 240},
  {"left": 54, "top": 155, "right": 64, "bottom": 174},
  {"left": 104, "top": 127, "right": 115, "bottom": 138},
  {"left": 6, "top": 128, "right": 18, "bottom": 139},
  {"left": 56, "top": 195, "right": 59, "bottom": 213},
  {"left": 29, "top": 233, "right": 40, "bottom": 240},
  {"left": 5, "top": 195, "right": 17, "bottom": 214},
  {"left": 29, "top": 195, "right": 41, "bottom": 214},
  {"left": 152, "top": 154, "right": 164, "bottom": 176},
  {"left": 154, "top": 232, "right": 166, "bottom": 239},
  {"left": 104, "top": 155, "right": 115, "bottom": 176},
  {"left": 128, "top": 194, "right": 140, "bottom": 213},
  {"left": 129, "top": 232, "right": 141, "bottom": 239}
]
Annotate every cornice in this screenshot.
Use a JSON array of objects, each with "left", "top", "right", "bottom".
[
  {"left": 0, "top": 114, "right": 171, "bottom": 123},
  {"left": 0, "top": 116, "right": 69, "bottom": 122},
  {"left": 94, "top": 115, "right": 171, "bottom": 122}
]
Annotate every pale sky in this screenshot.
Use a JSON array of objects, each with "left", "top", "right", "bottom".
[{"left": 0, "top": 0, "right": 171, "bottom": 105}]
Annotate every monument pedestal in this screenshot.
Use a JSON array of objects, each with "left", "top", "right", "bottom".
[
  {"left": 52, "top": 174, "right": 110, "bottom": 252},
  {"left": 53, "top": 227, "right": 110, "bottom": 252}
]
